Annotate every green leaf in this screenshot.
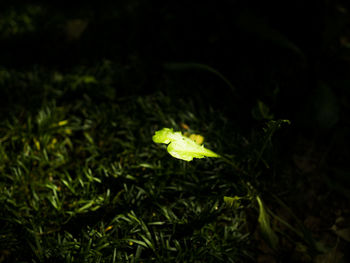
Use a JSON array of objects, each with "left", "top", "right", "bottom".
[
  {"left": 224, "top": 196, "right": 243, "bottom": 209},
  {"left": 152, "top": 128, "right": 220, "bottom": 161},
  {"left": 257, "top": 196, "right": 279, "bottom": 249}
]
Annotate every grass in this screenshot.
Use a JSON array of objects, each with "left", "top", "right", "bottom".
[
  {"left": 0, "top": 70, "right": 260, "bottom": 262},
  {"left": 2, "top": 59, "right": 343, "bottom": 262}
]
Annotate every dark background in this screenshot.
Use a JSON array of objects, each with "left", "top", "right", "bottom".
[{"left": 1, "top": 0, "right": 349, "bottom": 132}]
